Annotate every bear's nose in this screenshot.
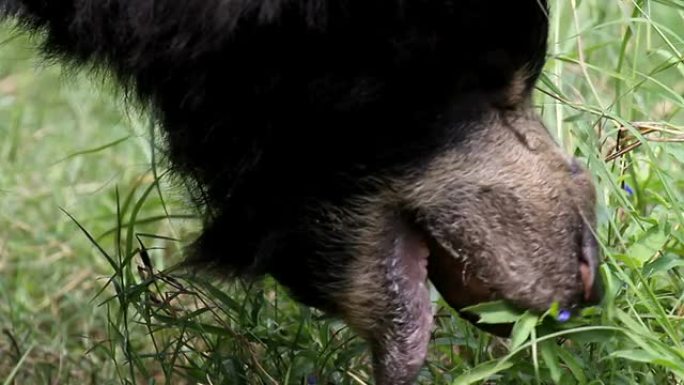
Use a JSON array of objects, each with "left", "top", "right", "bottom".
[{"left": 578, "top": 224, "right": 603, "bottom": 306}]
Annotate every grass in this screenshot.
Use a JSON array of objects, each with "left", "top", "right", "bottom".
[{"left": 1, "top": 0, "right": 684, "bottom": 384}]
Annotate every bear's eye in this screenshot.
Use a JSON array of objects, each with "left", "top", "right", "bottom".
[{"left": 569, "top": 158, "right": 583, "bottom": 176}]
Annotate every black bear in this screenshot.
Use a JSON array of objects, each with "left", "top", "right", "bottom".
[{"left": 0, "top": 1, "right": 602, "bottom": 383}]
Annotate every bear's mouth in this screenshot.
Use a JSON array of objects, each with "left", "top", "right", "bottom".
[
  {"left": 420, "top": 222, "right": 604, "bottom": 338},
  {"left": 421, "top": 237, "right": 515, "bottom": 337}
]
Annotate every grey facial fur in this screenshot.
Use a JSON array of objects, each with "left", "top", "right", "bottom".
[{"left": 300, "top": 107, "right": 600, "bottom": 384}]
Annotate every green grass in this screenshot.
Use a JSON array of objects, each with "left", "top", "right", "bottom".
[{"left": 1, "top": 1, "right": 684, "bottom": 384}]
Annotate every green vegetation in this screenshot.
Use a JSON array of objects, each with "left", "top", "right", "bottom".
[{"left": 1, "top": 1, "right": 684, "bottom": 384}]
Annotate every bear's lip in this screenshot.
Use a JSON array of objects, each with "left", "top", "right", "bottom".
[
  {"left": 423, "top": 229, "right": 605, "bottom": 339},
  {"left": 424, "top": 237, "right": 514, "bottom": 336},
  {"left": 423, "top": 236, "right": 583, "bottom": 338}
]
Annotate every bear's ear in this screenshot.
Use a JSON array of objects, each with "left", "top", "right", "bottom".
[{"left": 496, "top": 68, "right": 536, "bottom": 109}]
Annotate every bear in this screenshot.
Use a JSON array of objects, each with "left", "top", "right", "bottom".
[{"left": 0, "top": 1, "right": 602, "bottom": 383}]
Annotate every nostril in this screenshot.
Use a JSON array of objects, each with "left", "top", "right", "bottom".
[
  {"left": 578, "top": 224, "right": 603, "bottom": 305},
  {"left": 579, "top": 259, "right": 594, "bottom": 302}
]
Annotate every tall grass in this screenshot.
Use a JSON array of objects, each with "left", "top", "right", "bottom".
[{"left": 1, "top": 1, "right": 683, "bottom": 384}]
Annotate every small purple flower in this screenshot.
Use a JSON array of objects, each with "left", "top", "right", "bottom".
[
  {"left": 557, "top": 309, "right": 571, "bottom": 323},
  {"left": 623, "top": 184, "right": 634, "bottom": 197},
  {"left": 307, "top": 374, "right": 318, "bottom": 385}
]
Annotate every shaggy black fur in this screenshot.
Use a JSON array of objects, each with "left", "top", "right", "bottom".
[{"left": 5, "top": 0, "right": 547, "bottom": 299}]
